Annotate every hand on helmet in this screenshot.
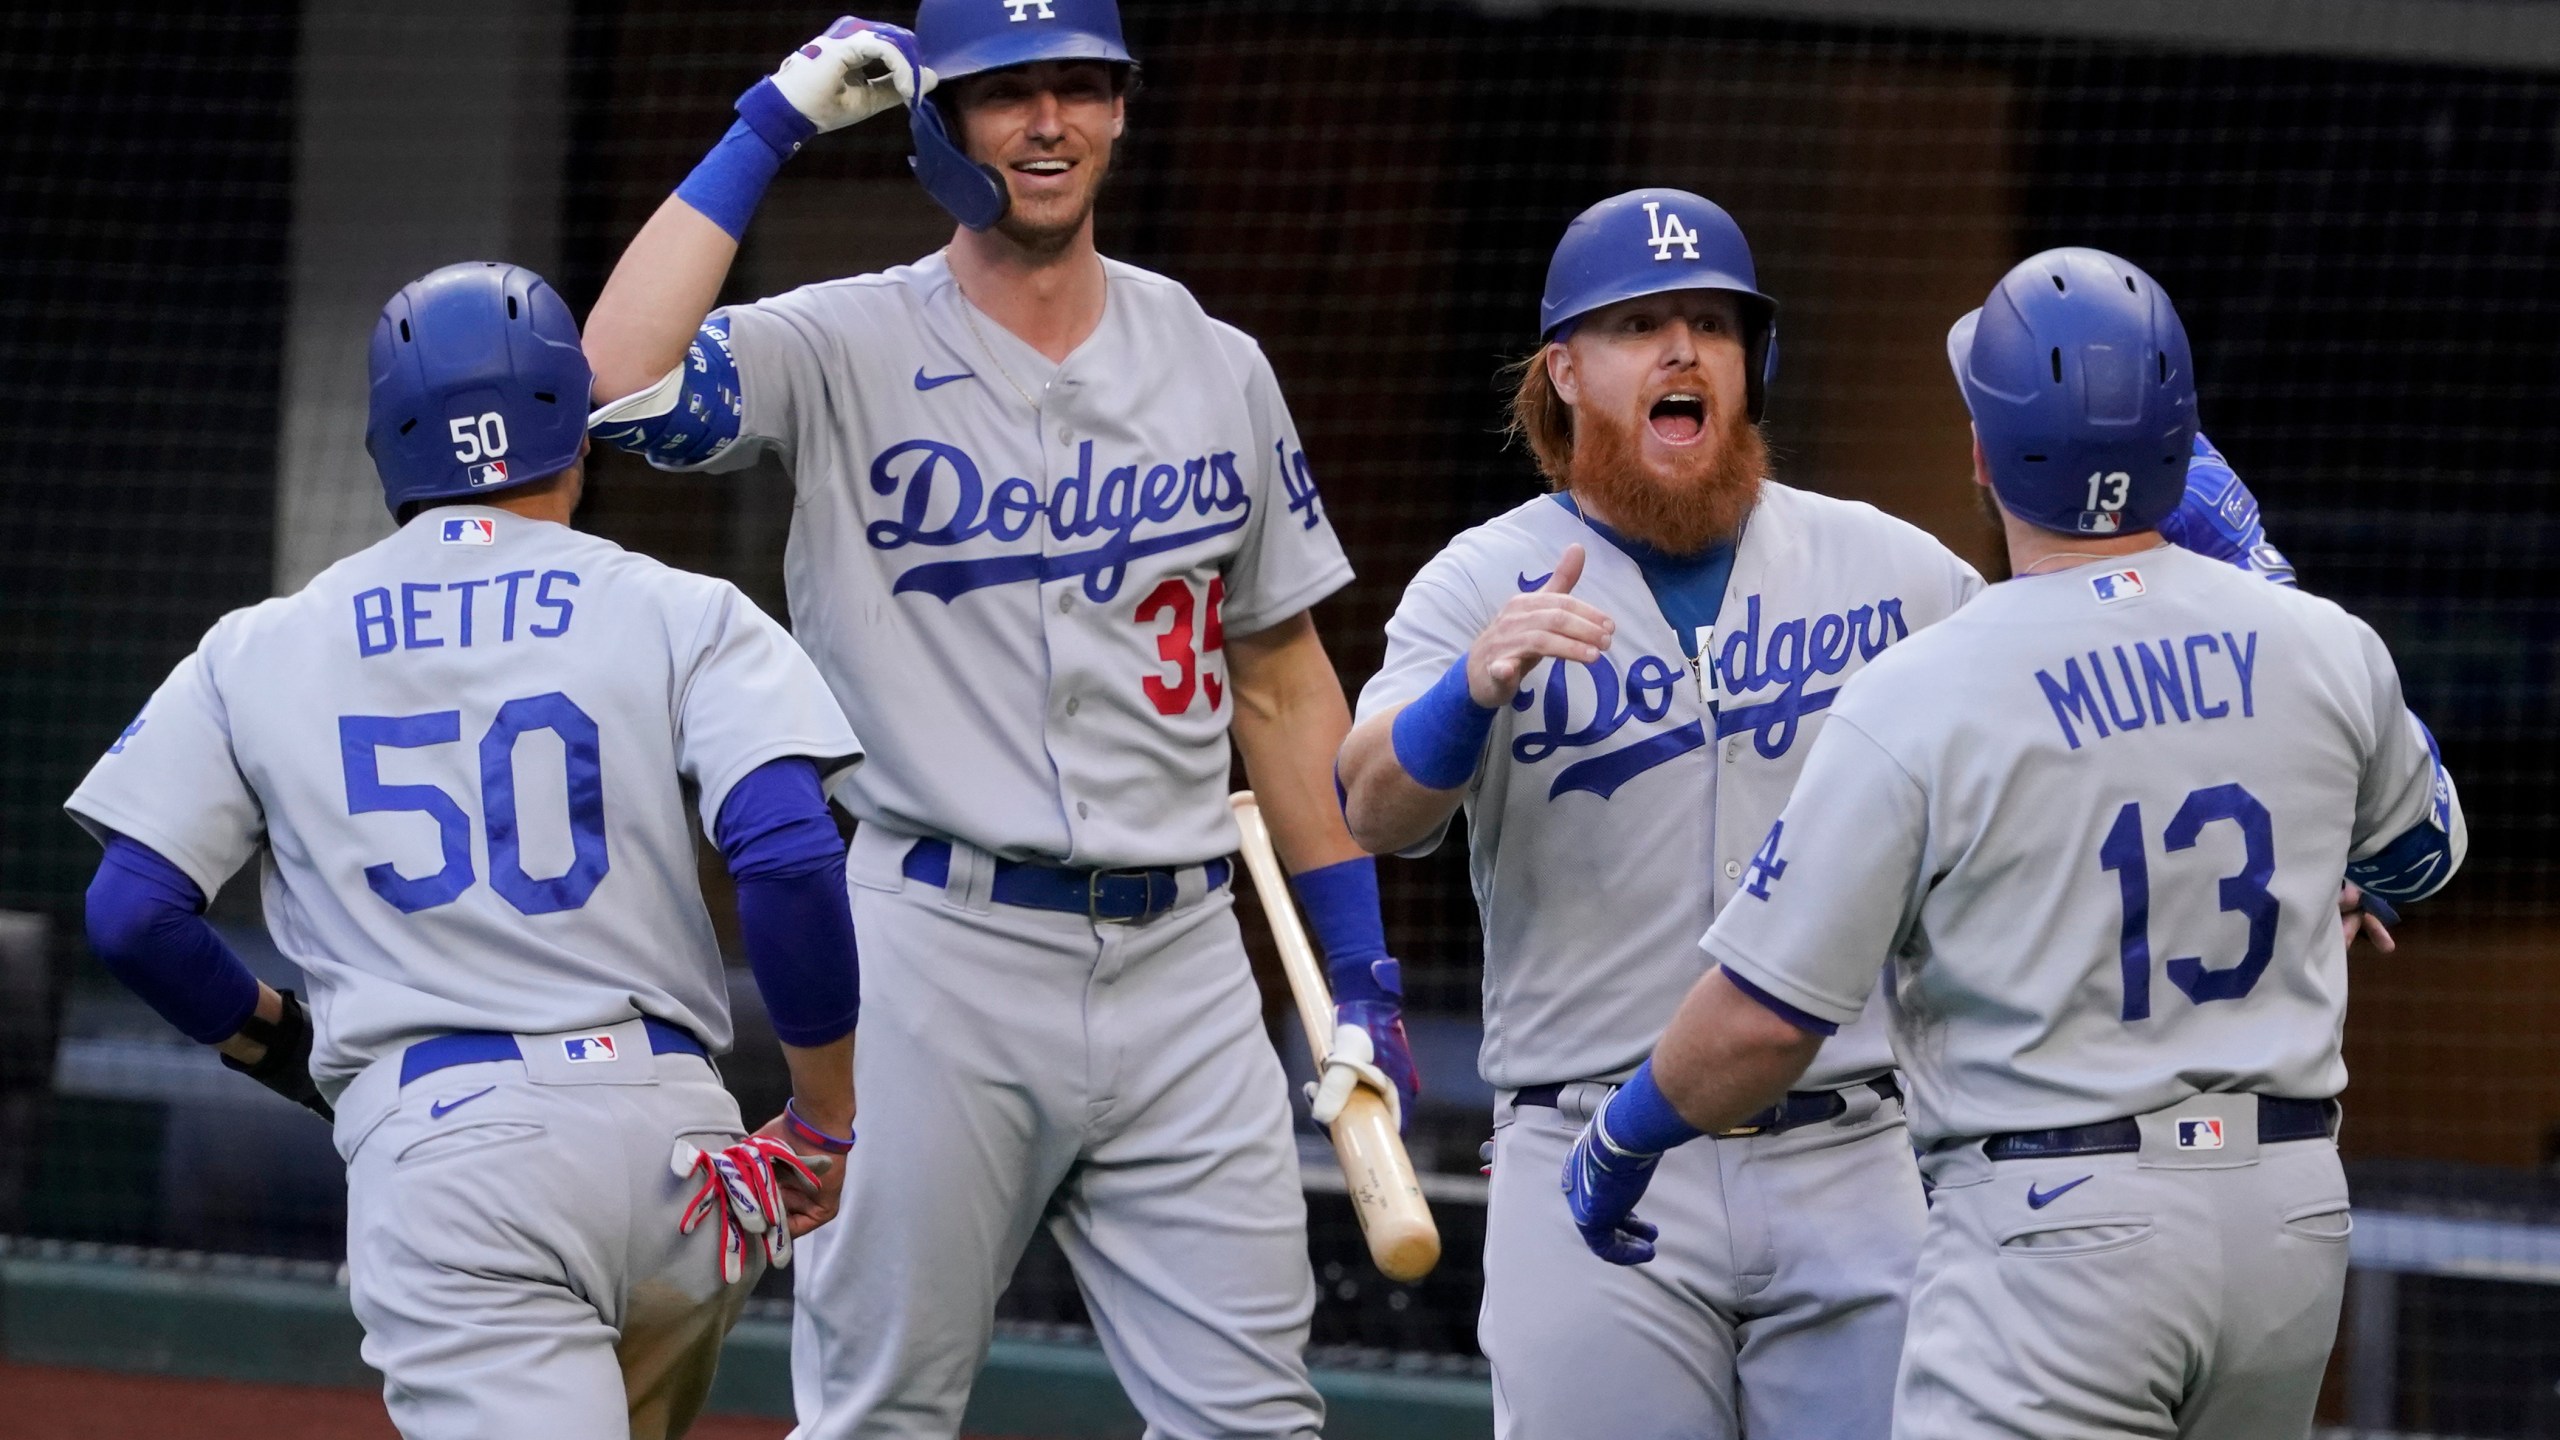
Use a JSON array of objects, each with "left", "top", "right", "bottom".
[
  {"left": 770, "top": 17, "right": 936, "bottom": 135},
  {"left": 2159, "top": 432, "right": 2297, "bottom": 586}
]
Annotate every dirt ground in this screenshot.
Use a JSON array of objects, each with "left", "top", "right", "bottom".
[{"left": 0, "top": 1362, "right": 795, "bottom": 1439}]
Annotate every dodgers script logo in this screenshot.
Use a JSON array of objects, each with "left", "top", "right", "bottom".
[
  {"left": 1508, "top": 587, "right": 1911, "bottom": 799},
  {"left": 867, "top": 436, "right": 1307, "bottom": 603}
]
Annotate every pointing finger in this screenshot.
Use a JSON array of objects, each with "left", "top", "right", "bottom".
[{"left": 1542, "top": 543, "right": 1586, "bottom": 596}]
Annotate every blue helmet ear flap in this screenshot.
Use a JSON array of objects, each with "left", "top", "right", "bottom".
[{"left": 908, "top": 97, "right": 1007, "bottom": 232}]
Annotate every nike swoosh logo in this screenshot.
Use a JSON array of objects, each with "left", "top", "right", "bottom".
[
  {"left": 429, "top": 1087, "right": 496, "bottom": 1121},
  {"left": 914, "top": 368, "right": 975, "bottom": 391},
  {"left": 2027, "top": 1175, "right": 2093, "bottom": 1209},
  {"left": 1518, "top": 571, "right": 1553, "bottom": 592}
]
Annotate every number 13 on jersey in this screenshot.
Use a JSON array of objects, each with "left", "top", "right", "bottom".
[{"left": 2099, "top": 782, "right": 2279, "bottom": 1021}]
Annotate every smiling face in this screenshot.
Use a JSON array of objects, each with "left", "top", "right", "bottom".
[
  {"left": 1542, "top": 289, "right": 1766, "bottom": 553},
  {"left": 948, "top": 59, "right": 1127, "bottom": 254}
]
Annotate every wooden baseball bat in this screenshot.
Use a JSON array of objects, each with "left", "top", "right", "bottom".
[{"left": 1229, "top": 791, "right": 1441, "bottom": 1283}]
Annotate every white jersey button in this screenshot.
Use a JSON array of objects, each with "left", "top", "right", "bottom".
[
  {"left": 1077, "top": 801, "right": 1090, "bottom": 819},
  {"left": 1058, "top": 591, "right": 1074, "bottom": 614},
  {"left": 1724, "top": 859, "right": 1742, "bottom": 879},
  {"left": 1065, "top": 696, "right": 1080, "bottom": 716}
]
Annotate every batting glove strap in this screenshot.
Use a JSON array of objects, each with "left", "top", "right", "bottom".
[
  {"left": 674, "top": 1135, "right": 823, "bottom": 1284},
  {"left": 220, "top": 989, "right": 333, "bottom": 1123}
]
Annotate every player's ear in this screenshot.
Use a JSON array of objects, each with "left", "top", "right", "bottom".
[
  {"left": 1110, "top": 95, "right": 1125, "bottom": 139},
  {"left": 1970, "top": 427, "right": 1990, "bottom": 488},
  {"left": 1546, "top": 342, "right": 1579, "bottom": 408}
]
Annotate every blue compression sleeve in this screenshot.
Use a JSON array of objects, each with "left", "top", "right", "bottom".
[
  {"left": 1390, "top": 655, "right": 1497, "bottom": 791},
  {"left": 1603, "top": 1060, "right": 1705, "bottom": 1156},
  {"left": 715, "top": 758, "right": 860, "bottom": 1047},
  {"left": 1293, "top": 856, "right": 1397, "bottom": 1004},
  {"left": 85, "top": 836, "right": 261, "bottom": 1045},
  {"left": 672, "top": 80, "right": 816, "bottom": 241}
]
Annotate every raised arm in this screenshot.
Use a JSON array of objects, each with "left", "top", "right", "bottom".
[
  {"left": 1338, "top": 543, "right": 1612, "bottom": 854},
  {"left": 584, "top": 17, "right": 932, "bottom": 405}
]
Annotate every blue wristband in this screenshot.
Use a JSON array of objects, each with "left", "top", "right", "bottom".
[
  {"left": 1390, "top": 655, "right": 1497, "bottom": 791},
  {"left": 1293, "top": 856, "right": 1397, "bottom": 1004},
  {"left": 672, "top": 80, "right": 817, "bottom": 242},
  {"left": 1603, "top": 1060, "right": 1705, "bottom": 1157}
]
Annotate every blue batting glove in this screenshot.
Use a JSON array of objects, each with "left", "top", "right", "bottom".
[
  {"left": 1338, "top": 996, "right": 1419, "bottom": 1121},
  {"left": 2159, "top": 432, "right": 2298, "bottom": 586},
  {"left": 1562, "top": 1097, "right": 1663, "bottom": 1266}
]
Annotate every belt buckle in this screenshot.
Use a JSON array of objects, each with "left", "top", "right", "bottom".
[
  {"left": 1715, "top": 1123, "right": 1766, "bottom": 1138},
  {"left": 1086, "top": 868, "right": 1154, "bottom": 924}
]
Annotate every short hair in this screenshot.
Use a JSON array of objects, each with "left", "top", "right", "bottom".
[{"left": 1505, "top": 346, "right": 1572, "bottom": 489}]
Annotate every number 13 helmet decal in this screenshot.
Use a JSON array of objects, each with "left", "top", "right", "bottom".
[
  {"left": 368, "top": 262, "right": 592, "bottom": 519},
  {"left": 1948, "top": 247, "right": 2198, "bottom": 537}
]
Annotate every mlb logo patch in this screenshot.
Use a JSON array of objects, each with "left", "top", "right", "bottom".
[
  {"left": 2077, "top": 510, "right": 2124, "bottom": 535},
  {"left": 466, "top": 459, "right": 510, "bottom": 488},
  {"left": 2175, "top": 1117, "right": 2226, "bottom": 1150},
  {"left": 561, "top": 1034, "right": 619, "bottom": 1064},
  {"left": 2091, "top": 569, "right": 2146, "bottom": 604},
  {"left": 440, "top": 517, "right": 496, "bottom": 546}
]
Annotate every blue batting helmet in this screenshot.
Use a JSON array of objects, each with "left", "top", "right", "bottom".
[
  {"left": 1947, "top": 247, "right": 2198, "bottom": 537},
  {"left": 907, "top": 0, "right": 1136, "bottom": 231},
  {"left": 1539, "top": 188, "right": 1779, "bottom": 421},
  {"left": 366, "top": 262, "right": 590, "bottom": 519}
]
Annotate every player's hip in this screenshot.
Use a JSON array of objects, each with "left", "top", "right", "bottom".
[{"left": 333, "top": 1014, "right": 738, "bottom": 1166}]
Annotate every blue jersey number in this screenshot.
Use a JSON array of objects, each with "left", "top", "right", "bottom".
[
  {"left": 2098, "top": 783, "right": 2278, "bottom": 1021},
  {"left": 340, "top": 692, "right": 610, "bottom": 915}
]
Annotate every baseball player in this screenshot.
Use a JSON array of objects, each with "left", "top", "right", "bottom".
[
  {"left": 579, "top": 5, "right": 1401, "bottom": 1437},
  {"left": 1564, "top": 247, "right": 2463, "bottom": 1439},
  {"left": 66, "top": 262, "right": 868, "bottom": 1440},
  {"left": 1337, "top": 189, "right": 1984, "bottom": 1440}
]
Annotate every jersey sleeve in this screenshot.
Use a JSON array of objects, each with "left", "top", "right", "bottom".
[
  {"left": 2347, "top": 619, "right": 2465, "bottom": 875},
  {"left": 678, "top": 293, "right": 841, "bottom": 476},
  {"left": 1700, "top": 712, "right": 1931, "bottom": 1028},
  {"left": 674, "top": 580, "right": 865, "bottom": 834},
  {"left": 63, "top": 637, "right": 265, "bottom": 900},
  {"left": 1216, "top": 333, "right": 1355, "bottom": 635}
]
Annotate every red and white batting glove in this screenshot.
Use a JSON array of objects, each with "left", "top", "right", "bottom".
[{"left": 673, "top": 1135, "right": 825, "bottom": 1285}]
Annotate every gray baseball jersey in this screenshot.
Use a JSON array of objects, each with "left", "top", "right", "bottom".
[
  {"left": 670, "top": 250, "right": 1353, "bottom": 868},
  {"left": 640, "top": 249, "right": 1342, "bottom": 1436},
  {"left": 1703, "top": 544, "right": 2463, "bottom": 1147},
  {"left": 1355, "top": 483, "right": 1982, "bottom": 1091},
  {"left": 65, "top": 507, "right": 862, "bottom": 1096}
]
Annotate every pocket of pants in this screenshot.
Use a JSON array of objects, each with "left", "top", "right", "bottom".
[
  {"left": 1998, "top": 1215, "right": 2156, "bottom": 1257},
  {"left": 396, "top": 1120, "right": 548, "bottom": 1167},
  {"left": 2281, "top": 1200, "right": 2353, "bottom": 1243}
]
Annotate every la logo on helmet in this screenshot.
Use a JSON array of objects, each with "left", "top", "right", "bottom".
[
  {"left": 1005, "top": 0, "right": 1056, "bottom": 20},
  {"left": 1644, "top": 201, "right": 1701, "bottom": 262}
]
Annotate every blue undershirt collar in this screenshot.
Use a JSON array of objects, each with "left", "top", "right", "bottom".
[{"left": 1551, "top": 493, "right": 1737, "bottom": 661}]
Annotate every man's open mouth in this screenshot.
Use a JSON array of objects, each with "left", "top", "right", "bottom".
[{"left": 1648, "top": 392, "right": 1706, "bottom": 444}]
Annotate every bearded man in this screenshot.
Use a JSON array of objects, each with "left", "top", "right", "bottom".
[{"left": 1336, "top": 190, "right": 1983, "bottom": 1440}]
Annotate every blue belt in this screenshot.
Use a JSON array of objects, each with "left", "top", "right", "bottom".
[
  {"left": 1982, "top": 1095, "right": 2337, "bottom": 1160},
  {"left": 901, "top": 837, "right": 1231, "bottom": 923},
  {"left": 399, "top": 1017, "right": 706, "bottom": 1087},
  {"left": 1516, "top": 1075, "right": 1902, "bottom": 1138}
]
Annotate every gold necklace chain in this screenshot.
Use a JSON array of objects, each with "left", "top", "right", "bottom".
[
  {"left": 955, "top": 292, "right": 1039, "bottom": 412},
  {"left": 2019, "top": 540, "right": 2169, "bottom": 576}
]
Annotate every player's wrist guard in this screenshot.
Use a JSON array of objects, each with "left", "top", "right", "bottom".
[
  {"left": 783, "top": 1097, "right": 856, "bottom": 1154},
  {"left": 1598, "top": 1061, "right": 1702, "bottom": 1159},
  {"left": 1390, "top": 656, "right": 1498, "bottom": 791},
  {"left": 1293, "top": 857, "right": 1396, "bottom": 1004},
  {"left": 220, "top": 989, "right": 333, "bottom": 1123}
]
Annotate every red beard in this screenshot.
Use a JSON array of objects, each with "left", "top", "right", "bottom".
[{"left": 1567, "top": 398, "right": 1767, "bottom": 554}]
